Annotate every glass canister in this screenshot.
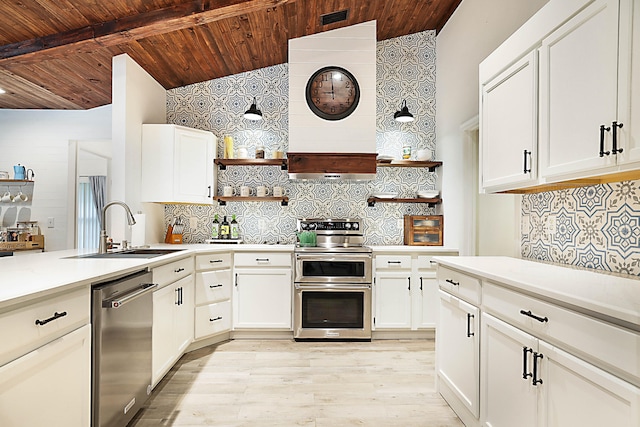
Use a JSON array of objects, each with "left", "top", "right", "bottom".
[
  {"left": 223, "top": 135, "right": 234, "bottom": 159},
  {"left": 402, "top": 144, "right": 412, "bottom": 159},
  {"left": 255, "top": 144, "right": 265, "bottom": 159}
]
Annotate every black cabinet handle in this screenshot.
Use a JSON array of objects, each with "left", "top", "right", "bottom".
[
  {"left": 408, "top": 277, "right": 411, "bottom": 291},
  {"left": 208, "top": 185, "right": 212, "bottom": 198},
  {"left": 235, "top": 273, "right": 238, "bottom": 287},
  {"left": 420, "top": 277, "right": 423, "bottom": 291},
  {"left": 209, "top": 284, "right": 223, "bottom": 288},
  {"left": 612, "top": 121, "right": 624, "bottom": 154},
  {"left": 520, "top": 309, "right": 548, "bottom": 323},
  {"left": 174, "top": 267, "right": 185, "bottom": 273},
  {"left": 387, "top": 260, "right": 402, "bottom": 264},
  {"left": 466, "top": 313, "right": 475, "bottom": 337},
  {"left": 445, "top": 279, "right": 459, "bottom": 286},
  {"left": 35, "top": 311, "right": 67, "bottom": 326},
  {"left": 179, "top": 287, "right": 183, "bottom": 305},
  {"left": 175, "top": 288, "right": 180, "bottom": 305},
  {"left": 523, "top": 149, "right": 532, "bottom": 173},
  {"left": 532, "top": 352, "right": 544, "bottom": 386},
  {"left": 209, "top": 259, "right": 223, "bottom": 263},
  {"left": 210, "top": 316, "right": 223, "bottom": 322},
  {"left": 599, "top": 124, "right": 611, "bottom": 157},
  {"left": 255, "top": 258, "right": 270, "bottom": 262},
  {"left": 522, "top": 346, "right": 533, "bottom": 380}
]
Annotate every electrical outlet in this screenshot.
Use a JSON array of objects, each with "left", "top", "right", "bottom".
[
  {"left": 397, "top": 219, "right": 403, "bottom": 230},
  {"left": 189, "top": 217, "right": 198, "bottom": 229},
  {"left": 47, "top": 217, "right": 55, "bottom": 228},
  {"left": 547, "top": 216, "right": 556, "bottom": 236}
]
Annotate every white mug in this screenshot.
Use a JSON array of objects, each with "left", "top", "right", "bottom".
[
  {"left": 13, "top": 191, "right": 28, "bottom": 202},
  {"left": 273, "top": 186, "right": 286, "bottom": 197},
  {"left": 256, "top": 185, "right": 270, "bottom": 197},
  {"left": 1, "top": 192, "right": 12, "bottom": 203},
  {"left": 240, "top": 186, "right": 253, "bottom": 197},
  {"left": 0, "top": 171, "right": 9, "bottom": 179},
  {"left": 223, "top": 186, "right": 236, "bottom": 197}
]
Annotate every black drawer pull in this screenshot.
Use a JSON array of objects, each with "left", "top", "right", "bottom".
[
  {"left": 174, "top": 267, "right": 185, "bottom": 273},
  {"left": 255, "top": 258, "right": 270, "bottom": 262},
  {"left": 210, "top": 316, "right": 223, "bottom": 322},
  {"left": 209, "top": 259, "right": 223, "bottom": 263},
  {"left": 35, "top": 311, "right": 67, "bottom": 326},
  {"left": 532, "top": 352, "right": 544, "bottom": 386},
  {"left": 466, "top": 313, "right": 474, "bottom": 337},
  {"left": 520, "top": 309, "right": 548, "bottom": 323},
  {"left": 420, "top": 277, "right": 423, "bottom": 291},
  {"left": 445, "top": 278, "right": 459, "bottom": 286},
  {"left": 209, "top": 284, "right": 223, "bottom": 288},
  {"left": 522, "top": 347, "right": 533, "bottom": 380},
  {"left": 407, "top": 277, "right": 411, "bottom": 291},
  {"left": 387, "top": 260, "right": 402, "bottom": 264}
]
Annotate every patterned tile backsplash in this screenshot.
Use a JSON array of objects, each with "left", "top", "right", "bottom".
[
  {"left": 521, "top": 180, "right": 640, "bottom": 276},
  {"left": 165, "top": 30, "right": 439, "bottom": 245}
]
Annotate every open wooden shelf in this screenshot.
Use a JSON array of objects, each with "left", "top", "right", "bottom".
[
  {"left": 215, "top": 159, "right": 287, "bottom": 170},
  {"left": 376, "top": 160, "right": 442, "bottom": 172},
  {"left": 215, "top": 196, "right": 289, "bottom": 206},
  {"left": 0, "top": 179, "right": 34, "bottom": 183},
  {"left": 367, "top": 197, "right": 442, "bottom": 207}
]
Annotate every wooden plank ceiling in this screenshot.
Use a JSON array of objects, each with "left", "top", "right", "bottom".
[{"left": 0, "top": 0, "right": 461, "bottom": 110}]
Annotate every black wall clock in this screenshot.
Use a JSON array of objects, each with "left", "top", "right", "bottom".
[{"left": 305, "top": 66, "right": 360, "bottom": 121}]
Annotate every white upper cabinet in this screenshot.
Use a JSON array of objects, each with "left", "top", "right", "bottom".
[
  {"left": 481, "top": 51, "right": 538, "bottom": 192},
  {"left": 539, "top": 0, "right": 622, "bottom": 180},
  {"left": 141, "top": 124, "right": 216, "bottom": 204}
]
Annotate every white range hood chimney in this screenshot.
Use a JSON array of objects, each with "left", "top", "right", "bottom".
[{"left": 288, "top": 21, "right": 377, "bottom": 179}]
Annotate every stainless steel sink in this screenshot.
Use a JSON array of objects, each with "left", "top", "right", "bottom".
[{"left": 69, "top": 248, "right": 186, "bottom": 259}]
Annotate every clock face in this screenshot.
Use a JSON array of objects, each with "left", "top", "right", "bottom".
[{"left": 305, "top": 66, "right": 360, "bottom": 121}]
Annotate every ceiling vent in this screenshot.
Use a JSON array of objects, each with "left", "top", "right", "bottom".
[{"left": 321, "top": 10, "right": 349, "bottom": 26}]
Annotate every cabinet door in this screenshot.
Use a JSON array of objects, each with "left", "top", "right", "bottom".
[
  {"left": 481, "top": 51, "right": 538, "bottom": 192},
  {"left": 539, "top": 0, "right": 620, "bottom": 179},
  {"left": 152, "top": 282, "right": 177, "bottom": 385},
  {"left": 539, "top": 341, "right": 640, "bottom": 427},
  {"left": 481, "top": 314, "right": 538, "bottom": 427},
  {"left": 414, "top": 272, "right": 438, "bottom": 329},
  {"left": 437, "top": 290, "right": 480, "bottom": 418},
  {"left": 0, "top": 324, "right": 91, "bottom": 427},
  {"left": 233, "top": 269, "right": 292, "bottom": 329},
  {"left": 174, "top": 127, "right": 215, "bottom": 203},
  {"left": 173, "top": 277, "right": 194, "bottom": 356},
  {"left": 374, "top": 272, "right": 412, "bottom": 329},
  {"left": 618, "top": 0, "right": 640, "bottom": 165}
]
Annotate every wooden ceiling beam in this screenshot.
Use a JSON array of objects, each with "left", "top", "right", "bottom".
[{"left": 0, "top": 0, "right": 295, "bottom": 62}]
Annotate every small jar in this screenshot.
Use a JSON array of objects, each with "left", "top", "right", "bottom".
[
  {"left": 237, "top": 145, "right": 248, "bottom": 159},
  {"left": 255, "top": 145, "right": 265, "bottom": 159},
  {"left": 402, "top": 144, "right": 412, "bottom": 159}
]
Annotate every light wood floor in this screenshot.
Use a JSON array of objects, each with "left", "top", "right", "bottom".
[{"left": 129, "top": 339, "right": 464, "bottom": 427}]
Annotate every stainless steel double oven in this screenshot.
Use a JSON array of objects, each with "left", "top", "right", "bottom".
[{"left": 293, "top": 219, "right": 372, "bottom": 340}]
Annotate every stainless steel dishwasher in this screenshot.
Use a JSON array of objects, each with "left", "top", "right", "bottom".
[{"left": 92, "top": 269, "right": 157, "bottom": 427}]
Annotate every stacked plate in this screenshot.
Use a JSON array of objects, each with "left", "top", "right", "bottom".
[
  {"left": 376, "top": 155, "right": 394, "bottom": 163},
  {"left": 371, "top": 192, "right": 398, "bottom": 199},
  {"left": 417, "top": 190, "right": 439, "bottom": 199}
]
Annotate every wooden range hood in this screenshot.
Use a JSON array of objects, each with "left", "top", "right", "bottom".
[{"left": 287, "top": 153, "right": 377, "bottom": 180}]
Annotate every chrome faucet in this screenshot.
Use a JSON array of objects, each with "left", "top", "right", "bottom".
[{"left": 99, "top": 201, "right": 136, "bottom": 253}]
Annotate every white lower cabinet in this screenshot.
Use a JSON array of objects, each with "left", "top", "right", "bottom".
[
  {"left": 415, "top": 269, "right": 438, "bottom": 328},
  {"left": 152, "top": 274, "right": 194, "bottom": 386},
  {"left": 0, "top": 324, "right": 91, "bottom": 427},
  {"left": 374, "top": 271, "right": 412, "bottom": 329},
  {"left": 194, "top": 252, "right": 232, "bottom": 340},
  {"left": 481, "top": 313, "right": 640, "bottom": 427},
  {"left": 437, "top": 289, "right": 480, "bottom": 421},
  {"left": 233, "top": 269, "right": 292, "bottom": 329}
]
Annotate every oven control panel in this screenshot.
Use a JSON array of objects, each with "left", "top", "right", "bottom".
[{"left": 298, "top": 218, "right": 362, "bottom": 233}]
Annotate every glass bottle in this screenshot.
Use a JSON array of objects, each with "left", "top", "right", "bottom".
[
  {"left": 255, "top": 144, "right": 265, "bottom": 159},
  {"left": 230, "top": 214, "right": 239, "bottom": 239},
  {"left": 212, "top": 214, "right": 220, "bottom": 239},
  {"left": 220, "top": 216, "right": 230, "bottom": 239}
]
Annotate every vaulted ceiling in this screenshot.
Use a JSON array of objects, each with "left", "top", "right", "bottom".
[{"left": 0, "top": 0, "right": 461, "bottom": 110}]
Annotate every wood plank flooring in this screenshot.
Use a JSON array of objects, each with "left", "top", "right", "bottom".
[{"left": 129, "top": 339, "right": 464, "bottom": 427}]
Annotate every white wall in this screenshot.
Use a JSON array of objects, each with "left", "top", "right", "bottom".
[
  {"left": 436, "top": 0, "right": 548, "bottom": 255},
  {"left": 111, "top": 54, "right": 166, "bottom": 244},
  {"left": 0, "top": 106, "right": 112, "bottom": 251}
]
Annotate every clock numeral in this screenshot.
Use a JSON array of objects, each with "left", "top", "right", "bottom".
[
  {"left": 322, "top": 74, "right": 329, "bottom": 81},
  {"left": 345, "top": 82, "right": 350, "bottom": 88},
  {"left": 331, "top": 106, "right": 335, "bottom": 113},
  {"left": 315, "top": 98, "right": 320, "bottom": 105},
  {"left": 313, "top": 89, "right": 318, "bottom": 96}
]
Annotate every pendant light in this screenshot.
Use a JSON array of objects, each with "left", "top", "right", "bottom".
[
  {"left": 394, "top": 99, "right": 414, "bottom": 123},
  {"left": 243, "top": 97, "right": 263, "bottom": 121}
]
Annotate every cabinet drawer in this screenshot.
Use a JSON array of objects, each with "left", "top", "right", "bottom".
[
  {"left": 483, "top": 281, "right": 640, "bottom": 384},
  {"left": 194, "top": 301, "right": 231, "bottom": 339},
  {"left": 437, "top": 266, "right": 481, "bottom": 305},
  {"left": 195, "top": 252, "right": 231, "bottom": 271},
  {"left": 195, "top": 270, "right": 232, "bottom": 305},
  {"left": 0, "top": 286, "right": 90, "bottom": 367},
  {"left": 153, "top": 256, "right": 194, "bottom": 288},
  {"left": 234, "top": 252, "right": 291, "bottom": 268},
  {"left": 375, "top": 255, "right": 412, "bottom": 270}
]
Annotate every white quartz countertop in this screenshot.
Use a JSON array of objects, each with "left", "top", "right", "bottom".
[
  {"left": 433, "top": 256, "right": 640, "bottom": 330},
  {"left": 371, "top": 246, "right": 458, "bottom": 253}
]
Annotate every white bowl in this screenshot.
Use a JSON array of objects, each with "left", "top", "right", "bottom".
[
  {"left": 372, "top": 192, "right": 398, "bottom": 199},
  {"left": 417, "top": 190, "right": 439, "bottom": 199}
]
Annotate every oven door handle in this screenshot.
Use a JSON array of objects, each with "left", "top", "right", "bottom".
[
  {"left": 295, "top": 283, "right": 371, "bottom": 290},
  {"left": 295, "top": 254, "right": 372, "bottom": 261}
]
